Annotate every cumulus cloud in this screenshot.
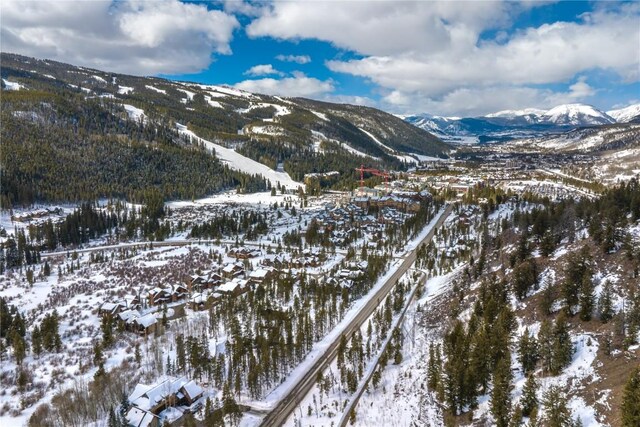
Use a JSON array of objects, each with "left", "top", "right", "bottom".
[
  {"left": 327, "top": 8, "right": 639, "bottom": 96},
  {"left": 248, "top": 2, "right": 514, "bottom": 56},
  {"left": 244, "top": 64, "right": 284, "bottom": 77},
  {"left": 1, "top": 0, "right": 239, "bottom": 75},
  {"left": 234, "top": 73, "right": 334, "bottom": 97},
  {"left": 249, "top": 2, "right": 640, "bottom": 114},
  {"left": 276, "top": 54, "right": 312, "bottom": 64},
  {"left": 379, "top": 77, "right": 602, "bottom": 117}
]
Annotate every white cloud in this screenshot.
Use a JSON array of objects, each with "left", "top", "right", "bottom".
[
  {"left": 379, "top": 76, "right": 602, "bottom": 117},
  {"left": 327, "top": 8, "right": 639, "bottom": 96},
  {"left": 244, "top": 64, "right": 284, "bottom": 76},
  {"left": 275, "top": 54, "right": 312, "bottom": 64},
  {"left": 248, "top": 2, "right": 514, "bottom": 56},
  {"left": 221, "top": 0, "right": 264, "bottom": 18},
  {"left": 249, "top": 2, "right": 640, "bottom": 115},
  {"left": 566, "top": 76, "right": 597, "bottom": 100},
  {"left": 1, "top": 0, "right": 239, "bottom": 75},
  {"left": 234, "top": 73, "right": 334, "bottom": 97}
]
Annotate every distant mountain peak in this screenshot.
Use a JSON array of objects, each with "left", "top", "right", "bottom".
[
  {"left": 541, "top": 103, "right": 614, "bottom": 125},
  {"left": 485, "top": 108, "right": 546, "bottom": 118},
  {"left": 606, "top": 104, "right": 640, "bottom": 123}
]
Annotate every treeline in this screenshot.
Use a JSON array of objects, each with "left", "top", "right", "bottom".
[{"left": 190, "top": 210, "right": 269, "bottom": 241}]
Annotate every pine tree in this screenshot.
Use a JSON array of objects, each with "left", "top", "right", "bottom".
[
  {"left": 542, "top": 386, "right": 573, "bottom": 427},
  {"left": 538, "top": 319, "right": 554, "bottom": 374},
  {"left": 597, "top": 281, "right": 614, "bottom": 323},
  {"left": 551, "top": 311, "right": 574, "bottom": 375},
  {"left": 540, "top": 230, "right": 556, "bottom": 257},
  {"left": 578, "top": 274, "right": 595, "bottom": 321},
  {"left": 521, "top": 373, "right": 538, "bottom": 417},
  {"left": 11, "top": 332, "right": 26, "bottom": 365},
  {"left": 540, "top": 279, "right": 555, "bottom": 316},
  {"left": 513, "top": 260, "right": 537, "bottom": 300},
  {"left": 490, "top": 356, "right": 513, "bottom": 427},
  {"left": 43, "top": 261, "right": 51, "bottom": 276},
  {"left": 562, "top": 247, "right": 591, "bottom": 314},
  {"left": 621, "top": 367, "right": 640, "bottom": 426},
  {"left": 427, "top": 342, "right": 441, "bottom": 390},
  {"left": 31, "top": 325, "right": 42, "bottom": 357},
  {"left": 518, "top": 328, "right": 539, "bottom": 374}
]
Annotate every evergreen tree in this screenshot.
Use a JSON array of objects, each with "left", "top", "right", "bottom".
[
  {"left": 540, "top": 230, "right": 556, "bottom": 257},
  {"left": 621, "top": 367, "right": 640, "bottom": 427},
  {"left": 562, "top": 247, "right": 592, "bottom": 314},
  {"left": 31, "top": 325, "right": 42, "bottom": 357},
  {"left": 12, "top": 332, "right": 26, "bottom": 365},
  {"left": 521, "top": 373, "right": 538, "bottom": 417},
  {"left": 551, "top": 311, "right": 574, "bottom": 375},
  {"left": 427, "top": 342, "right": 441, "bottom": 391},
  {"left": 540, "top": 280, "right": 555, "bottom": 316},
  {"left": 542, "top": 386, "right": 573, "bottom": 427},
  {"left": 513, "top": 260, "right": 537, "bottom": 300},
  {"left": 597, "top": 281, "right": 614, "bottom": 323},
  {"left": 518, "top": 328, "right": 539, "bottom": 374},
  {"left": 43, "top": 261, "right": 51, "bottom": 276},
  {"left": 490, "top": 356, "right": 513, "bottom": 427},
  {"left": 538, "top": 319, "right": 554, "bottom": 374},
  {"left": 578, "top": 274, "right": 595, "bottom": 321},
  {"left": 101, "top": 314, "right": 114, "bottom": 347}
]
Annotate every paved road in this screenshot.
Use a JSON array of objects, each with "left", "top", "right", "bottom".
[{"left": 258, "top": 203, "right": 454, "bottom": 427}]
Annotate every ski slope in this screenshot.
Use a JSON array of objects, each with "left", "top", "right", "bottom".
[{"left": 176, "top": 124, "right": 302, "bottom": 190}]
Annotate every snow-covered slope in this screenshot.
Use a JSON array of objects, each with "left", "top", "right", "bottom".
[
  {"left": 542, "top": 104, "right": 615, "bottom": 126},
  {"left": 176, "top": 124, "right": 302, "bottom": 190},
  {"left": 607, "top": 104, "right": 640, "bottom": 123},
  {"left": 508, "top": 123, "right": 640, "bottom": 152},
  {"left": 485, "top": 108, "right": 546, "bottom": 119}
]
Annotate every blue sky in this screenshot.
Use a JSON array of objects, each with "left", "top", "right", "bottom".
[{"left": 2, "top": 0, "right": 639, "bottom": 116}]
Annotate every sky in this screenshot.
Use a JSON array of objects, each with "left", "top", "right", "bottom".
[{"left": 1, "top": 0, "right": 639, "bottom": 117}]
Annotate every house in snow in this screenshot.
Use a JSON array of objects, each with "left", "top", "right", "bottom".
[
  {"left": 222, "top": 262, "right": 245, "bottom": 279},
  {"left": 248, "top": 267, "right": 275, "bottom": 284},
  {"left": 218, "top": 278, "right": 250, "bottom": 296},
  {"left": 227, "top": 246, "right": 261, "bottom": 259},
  {"left": 117, "top": 310, "right": 157, "bottom": 335},
  {"left": 126, "top": 376, "right": 204, "bottom": 427}
]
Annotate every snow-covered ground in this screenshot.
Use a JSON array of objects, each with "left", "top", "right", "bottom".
[
  {"left": 176, "top": 123, "right": 302, "bottom": 190},
  {"left": 145, "top": 85, "right": 166, "bottom": 95},
  {"left": 122, "top": 104, "right": 146, "bottom": 123},
  {"left": 2, "top": 78, "right": 24, "bottom": 90}
]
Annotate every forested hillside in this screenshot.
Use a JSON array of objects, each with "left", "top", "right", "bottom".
[
  {"left": 423, "top": 181, "right": 640, "bottom": 426},
  {"left": 0, "top": 53, "right": 449, "bottom": 208}
]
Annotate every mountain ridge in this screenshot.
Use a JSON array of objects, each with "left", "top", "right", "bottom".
[
  {"left": 0, "top": 52, "right": 449, "bottom": 206},
  {"left": 406, "top": 103, "right": 640, "bottom": 144}
]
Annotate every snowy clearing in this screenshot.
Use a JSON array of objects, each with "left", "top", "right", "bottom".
[{"left": 176, "top": 123, "right": 302, "bottom": 190}]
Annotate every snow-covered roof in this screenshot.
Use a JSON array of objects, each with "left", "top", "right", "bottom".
[
  {"left": 118, "top": 309, "right": 138, "bottom": 322},
  {"left": 249, "top": 269, "right": 270, "bottom": 279},
  {"left": 181, "top": 380, "right": 204, "bottom": 401},
  {"left": 126, "top": 407, "right": 157, "bottom": 427},
  {"left": 135, "top": 313, "right": 157, "bottom": 328}
]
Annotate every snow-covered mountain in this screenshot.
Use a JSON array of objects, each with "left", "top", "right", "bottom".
[
  {"left": 541, "top": 103, "right": 615, "bottom": 126},
  {"left": 607, "top": 104, "right": 640, "bottom": 123},
  {"left": 485, "top": 108, "right": 546, "bottom": 119},
  {"left": 406, "top": 103, "right": 637, "bottom": 144}
]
